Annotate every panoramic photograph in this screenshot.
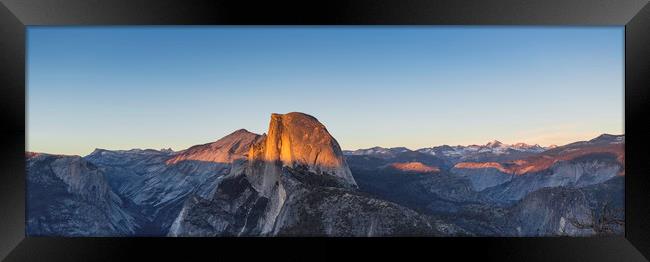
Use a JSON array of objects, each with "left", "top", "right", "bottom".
[{"left": 26, "top": 27, "right": 624, "bottom": 237}]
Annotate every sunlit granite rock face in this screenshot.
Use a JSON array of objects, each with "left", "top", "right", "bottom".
[
  {"left": 166, "top": 129, "right": 262, "bottom": 165},
  {"left": 250, "top": 112, "right": 356, "bottom": 188},
  {"left": 389, "top": 162, "right": 440, "bottom": 173}
]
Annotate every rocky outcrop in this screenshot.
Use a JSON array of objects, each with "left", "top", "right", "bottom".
[
  {"left": 168, "top": 170, "right": 269, "bottom": 236},
  {"left": 168, "top": 164, "right": 463, "bottom": 237},
  {"left": 27, "top": 154, "right": 137, "bottom": 236},
  {"left": 270, "top": 183, "right": 459, "bottom": 236},
  {"left": 84, "top": 129, "right": 263, "bottom": 235},
  {"left": 507, "top": 176, "right": 624, "bottom": 236}
]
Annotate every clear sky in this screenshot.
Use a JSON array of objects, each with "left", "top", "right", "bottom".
[{"left": 27, "top": 27, "right": 624, "bottom": 156}]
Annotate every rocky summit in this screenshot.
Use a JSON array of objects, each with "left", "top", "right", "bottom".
[
  {"left": 247, "top": 112, "right": 356, "bottom": 189},
  {"left": 166, "top": 129, "right": 262, "bottom": 165}
]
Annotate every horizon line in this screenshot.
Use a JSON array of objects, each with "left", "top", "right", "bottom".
[{"left": 26, "top": 132, "right": 625, "bottom": 157}]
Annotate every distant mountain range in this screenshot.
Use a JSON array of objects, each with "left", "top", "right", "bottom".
[
  {"left": 26, "top": 112, "right": 624, "bottom": 237},
  {"left": 345, "top": 140, "right": 551, "bottom": 163},
  {"left": 345, "top": 133, "right": 623, "bottom": 236}
]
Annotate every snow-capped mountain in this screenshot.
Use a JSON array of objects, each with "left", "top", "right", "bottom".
[
  {"left": 345, "top": 140, "right": 548, "bottom": 164},
  {"left": 343, "top": 147, "right": 411, "bottom": 158},
  {"left": 415, "top": 140, "right": 546, "bottom": 160}
]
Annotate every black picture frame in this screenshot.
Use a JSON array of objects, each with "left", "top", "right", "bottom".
[{"left": 1, "top": 0, "right": 649, "bottom": 261}]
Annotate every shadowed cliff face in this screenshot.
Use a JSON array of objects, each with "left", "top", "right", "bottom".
[
  {"left": 27, "top": 154, "right": 138, "bottom": 236},
  {"left": 81, "top": 129, "right": 265, "bottom": 236},
  {"left": 248, "top": 112, "right": 356, "bottom": 188}
]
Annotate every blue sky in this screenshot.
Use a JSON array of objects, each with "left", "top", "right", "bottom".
[{"left": 27, "top": 27, "right": 624, "bottom": 156}]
